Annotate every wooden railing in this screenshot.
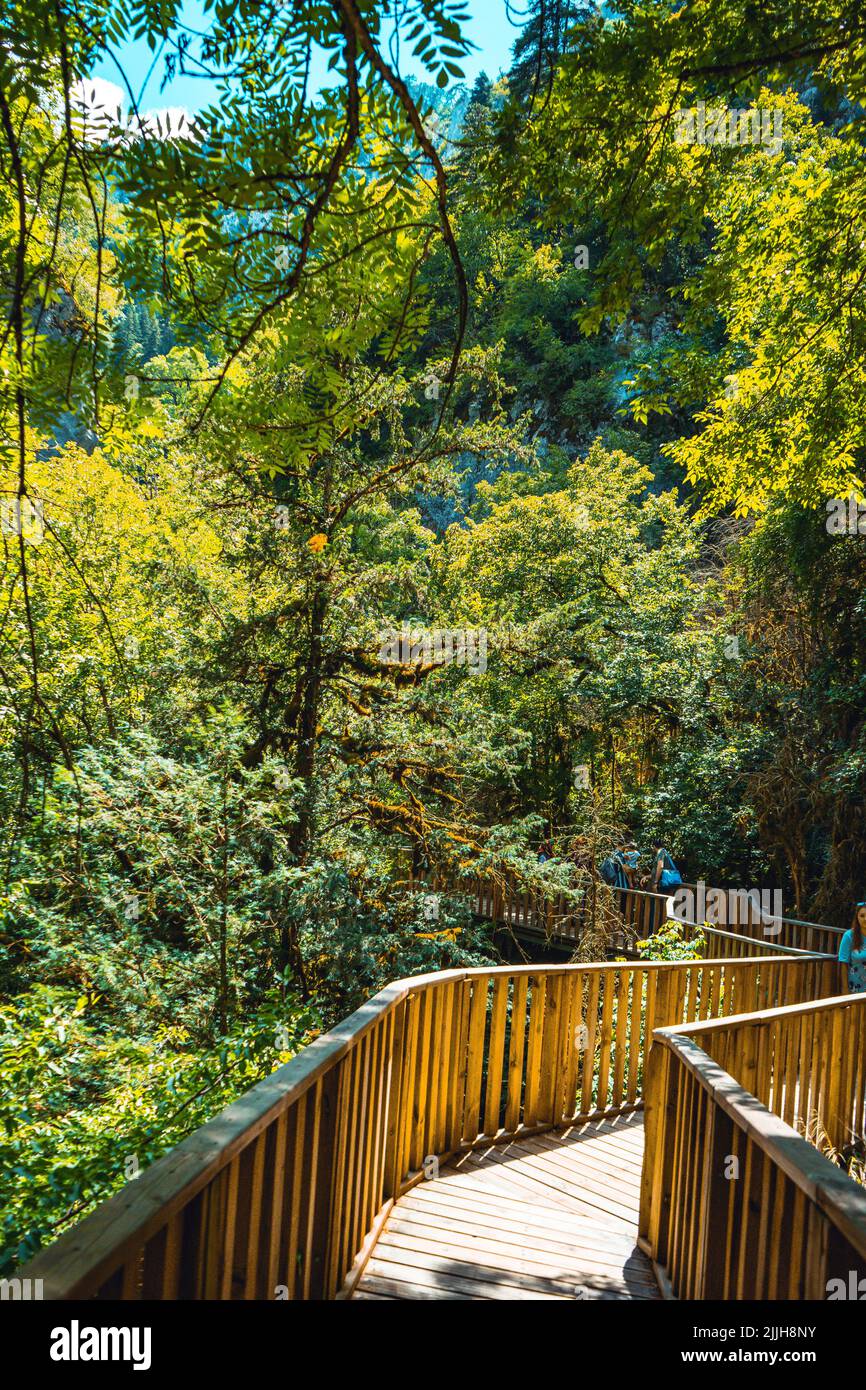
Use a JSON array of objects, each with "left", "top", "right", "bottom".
[
  {"left": 640, "top": 992, "right": 866, "bottom": 1299},
  {"left": 602, "top": 882, "right": 839, "bottom": 958},
  {"left": 19, "top": 953, "right": 834, "bottom": 1300},
  {"left": 420, "top": 868, "right": 658, "bottom": 946},
  {"left": 618, "top": 887, "right": 832, "bottom": 957},
  {"left": 438, "top": 869, "right": 596, "bottom": 943},
  {"left": 675, "top": 990, "right": 866, "bottom": 1154},
  {"left": 678, "top": 882, "right": 844, "bottom": 957}
]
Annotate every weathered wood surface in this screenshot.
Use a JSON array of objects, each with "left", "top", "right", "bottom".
[{"left": 354, "top": 1113, "right": 659, "bottom": 1300}]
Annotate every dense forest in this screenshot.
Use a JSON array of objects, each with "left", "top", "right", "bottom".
[{"left": 2, "top": 0, "right": 866, "bottom": 1276}]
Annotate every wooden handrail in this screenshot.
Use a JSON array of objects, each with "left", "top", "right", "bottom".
[
  {"left": 17, "top": 954, "right": 835, "bottom": 1300},
  {"left": 664, "top": 989, "right": 866, "bottom": 1155},
  {"left": 640, "top": 993, "right": 866, "bottom": 1298},
  {"left": 17, "top": 974, "right": 418, "bottom": 1300},
  {"left": 623, "top": 884, "right": 839, "bottom": 956},
  {"left": 691, "top": 921, "right": 832, "bottom": 958},
  {"left": 678, "top": 881, "right": 844, "bottom": 954},
  {"left": 679, "top": 882, "right": 844, "bottom": 934}
]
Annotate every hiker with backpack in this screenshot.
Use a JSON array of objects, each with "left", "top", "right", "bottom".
[
  {"left": 649, "top": 842, "right": 681, "bottom": 934},
  {"left": 652, "top": 842, "right": 682, "bottom": 894},
  {"left": 600, "top": 844, "right": 629, "bottom": 892}
]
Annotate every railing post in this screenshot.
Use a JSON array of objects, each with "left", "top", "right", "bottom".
[
  {"left": 306, "top": 1068, "right": 341, "bottom": 1299},
  {"left": 652, "top": 967, "right": 675, "bottom": 1032},
  {"left": 640, "top": 1037, "right": 679, "bottom": 1261},
  {"left": 825, "top": 1005, "right": 846, "bottom": 1152},
  {"left": 696, "top": 1101, "right": 736, "bottom": 1298},
  {"left": 382, "top": 996, "right": 408, "bottom": 1202}
]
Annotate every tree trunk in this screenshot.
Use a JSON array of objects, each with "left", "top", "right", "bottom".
[
  {"left": 217, "top": 773, "right": 229, "bottom": 1036},
  {"left": 279, "top": 579, "right": 328, "bottom": 994}
]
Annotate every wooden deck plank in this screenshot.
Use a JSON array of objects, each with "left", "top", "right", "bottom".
[
  {"left": 377, "top": 1222, "right": 656, "bottom": 1289},
  {"left": 380, "top": 1216, "right": 658, "bottom": 1287},
  {"left": 366, "top": 1246, "right": 646, "bottom": 1300},
  {"left": 396, "top": 1187, "right": 643, "bottom": 1253},
  {"left": 434, "top": 1161, "right": 635, "bottom": 1228},
  {"left": 460, "top": 1134, "right": 643, "bottom": 1206},
  {"left": 355, "top": 1115, "right": 659, "bottom": 1301},
  {"left": 373, "top": 1231, "right": 634, "bottom": 1295},
  {"left": 518, "top": 1141, "right": 644, "bottom": 1205},
  {"left": 438, "top": 1161, "right": 574, "bottom": 1212},
  {"left": 456, "top": 1144, "right": 642, "bottom": 1225},
  {"left": 560, "top": 1119, "right": 647, "bottom": 1152},
  {"left": 366, "top": 1252, "right": 574, "bottom": 1298},
  {"left": 527, "top": 1136, "right": 645, "bottom": 1183},
  {"left": 434, "top": 1173, "right": 637, "bottom": 1233},
  {"left": 551, "top": 1122, "right": 648, "bottom": 1156},
  {"left": 390, "top": 1197, "right": 646, "bottom": 1263}
]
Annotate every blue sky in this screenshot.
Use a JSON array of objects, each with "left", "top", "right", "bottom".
[{"left": 92, "top": 0, "right": 522, "bottom": 120}]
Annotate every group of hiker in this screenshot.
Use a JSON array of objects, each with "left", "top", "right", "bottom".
[
  {"left": 536, "top": 835, "right": 682, "bottom": 895},
  {"left": 600, "top": 840, "right": 683, "bottom": 895}
]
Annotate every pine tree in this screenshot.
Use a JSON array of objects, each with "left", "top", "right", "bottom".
[
  {"left": 509, "top": 0, "right": 580, "bottom": 108},
  {"left": 470, "top": 71, "right": 491, "bottom": 108},
  {"left": 136, "top": 304, "right": 157, "bottom": 362}
]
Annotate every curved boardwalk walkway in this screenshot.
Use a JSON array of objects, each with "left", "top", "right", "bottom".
[
  {"left": 23, "top": 943, "right": 863, "bottom": 1304},
  {"left": 355, "top": 1112, "right": 658, "bottom": 1300}
]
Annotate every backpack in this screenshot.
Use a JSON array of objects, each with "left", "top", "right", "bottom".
[
  {"left": 657, "top": 849, "right": 682, "bottom": 890},
  {"left": 600, "top": 854, "right": 621, "bottom": 886}
]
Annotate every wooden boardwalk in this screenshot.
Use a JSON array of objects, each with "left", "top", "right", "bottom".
[
  {"left": 355, "top": 1112, "right": 659, "bottom": 1300},
  {"left": 22, "top": 958, "right": 864, "bottom": 1302}
]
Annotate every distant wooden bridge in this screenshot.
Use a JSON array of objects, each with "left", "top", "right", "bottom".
[{"left": 445, "top": 869, "right": 844, "bottom": 959}]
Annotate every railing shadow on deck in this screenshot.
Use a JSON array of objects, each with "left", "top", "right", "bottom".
[{"left": 18, "top": 952, "right": 838, "bottom": 1301}]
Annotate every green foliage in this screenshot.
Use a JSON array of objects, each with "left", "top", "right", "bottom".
[
  {"left": 485, "top": 2, "right": 866, "bottom": 510},
  {"left": 636, "top": 920, "right": 704, "bottom": 962},
  {"left": 0, "top": 985, "right": 317, "bottom": 1275},
  {"left": 6, "top": 725, "right": 304, "bottom": 1037}
]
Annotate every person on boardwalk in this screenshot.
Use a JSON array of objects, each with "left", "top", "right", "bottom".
[
  {"left": 567, "top": 835, "right": 591, "bottom": 875},
  {"left": 652, "top": 841, "right": 682, "bottom": 894},
  {"left": 599, "top": 843, "right": 631, "bottom": 917},
  {"left": 838, "top": 902, "right": 866, "bottom": 993},
  {"left": 621, "top": 841, "right": 640, "bottom": 888},
  {"left": 600, "top": 844, "right": 629, "bottom": 892},
  {"left": 613, "top": 846, "right": 630, "bottom": 892}
]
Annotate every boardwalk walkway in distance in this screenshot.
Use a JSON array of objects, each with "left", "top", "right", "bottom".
[{"left": 355, "top": 1112, "right": 659, "bottom": 1300}]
